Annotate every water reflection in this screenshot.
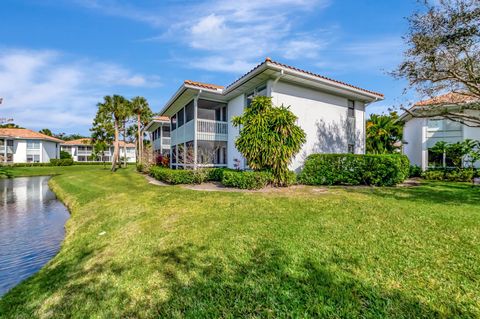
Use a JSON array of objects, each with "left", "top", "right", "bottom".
[{"left": 0, "top": 176, "right": 69, "bottom": 296}]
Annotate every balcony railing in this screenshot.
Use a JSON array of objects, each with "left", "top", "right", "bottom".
[
  {"left": 171, "top": 119, "right": 228, "bottom": 145},
  {"left": 197, "top": 119, "right": 228, "bottom": 135}
]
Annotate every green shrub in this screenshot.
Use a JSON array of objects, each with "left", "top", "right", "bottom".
[
  {"left": 205, "top": 168, "right": 234, "bottom": 182},
  {"left": 298, "top": 154, "right": 410, "bottom": 186},
  {"left": 149, "top": 167, "right": 207, "bottom": 185},
  {"left": 0, "top": 162, "right": 51, "bottom": 168},
  {"left": 60, "top": 151, "right": 72, "bottom": 159},
  {"left": 50, "top": 159, "right": 74, "bottom": 166},
  {"left": 445, "top": 169, "right": 474, "bottom": 182},
  {"left": 409, "top": 165, "right": 422, "bottom": 178},
  {"left": 221, "top": 170, "right": 273, "bottom": 190},
  {"left": 422, "top": 170, "right": 445, "bottom": 181}
]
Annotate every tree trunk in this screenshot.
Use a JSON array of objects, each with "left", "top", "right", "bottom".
[
  {"left": 123, "top": 121, "right": 127, "bottom": 168},
  {"left": 137, "top": 113, "right": 142, "bottom": 164},
  {"left": 111, "top": 120, "right": 120, "bottom": 172}
]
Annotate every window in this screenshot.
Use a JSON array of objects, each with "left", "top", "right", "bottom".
[
  {"left": 348, "top": 144, "right": 355, "bottom": 154},
  {"left": 7, "top": 140, "right": 13, "bottom": 147},
  {"left": 177, "top": 108, "right": 185, "bottom": 128},
  {"left": 163, "top": 125, "right": 170, "bottom": 137},
  {"left": 172, "top": 145, "right": 177, "bottom": 163},
  {"left": 185, "top": 101, "right": 194, "bottom": 123},
  {"left": 27, "top": 140, "right": 40, "bottom": 150},
  {"left": 171, "top": 115, "right": 177, "bottom": 131},
  {"left": 348, "top": 100, "right": 355, "bottom": 118},
  {"left": 26, "top": 154, "right": 40, "bottom": 163},
  {"left": 256, "top": 85, "right": 267, "bottom": 97},
  {"left": 222, "top": 106, "right": 227, "bottom": 122},
  {"left": 246, "top": 84, "right": 268, "bottom": 107},
  {"left": 246, "top": 91, "right": 255, "bottom": 107}
]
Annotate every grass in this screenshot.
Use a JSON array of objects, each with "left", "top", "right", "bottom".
[{"left": 0, "top": 166, "right": 479, "bottom": 318}]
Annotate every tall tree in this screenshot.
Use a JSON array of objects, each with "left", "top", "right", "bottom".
[
  {"left": 232, "top": 96, "right": 306, "bottom": 186},
  {"left": 93, "top": 95, "right": 130, "bottom": 171},
  {"left": 366, "top": 112, "right": 404, "bottom": 154},
  {"left": 39, "top": 128, "right": 53, "bottom": 136},
  {"left": 394, "top": 0, "right": 480, "bottom": 126},
  {"left": 131, "top": 96, "right": 153, "bottom": 164},
  {"left": 91, "top": 105, "right": 114, "bottom": 169}
]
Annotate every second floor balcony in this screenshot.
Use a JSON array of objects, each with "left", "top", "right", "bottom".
[{"left": 171, "top": 118, "right": 228, "bottom": 145}]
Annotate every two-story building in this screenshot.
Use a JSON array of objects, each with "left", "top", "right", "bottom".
[
  {"left": 400, "top": 92, "right": 480, "bottom": 169},
  {"left": 153, "top": 58, "right": 383, "bottom": 171},
  {"left": 143, "top": 116, "right": 171, "bottom": 158},
  {"left": 0, "top": 128, "right": 62, "bottom": 163},
  {"left": 61, "top": 138, "right": 136, "bottom": 163}
]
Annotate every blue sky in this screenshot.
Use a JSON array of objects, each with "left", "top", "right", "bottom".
[{"left": 1, "top": 0, "right": 422, "bottom": 135}]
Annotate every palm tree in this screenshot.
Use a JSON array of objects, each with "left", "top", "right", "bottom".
[
  {"left": 131, "top": 97, "right": 153, "bottom": 164},
  {"left": 366, "top": 113, "right": 403, "bottom": 154},
  {"left": 96, "top": 95, "right": 130, "bottom": 171}
]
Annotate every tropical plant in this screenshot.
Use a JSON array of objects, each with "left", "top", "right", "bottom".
[
  {"left": 366, "top": 112, "right": 403, "bottom": 154},
  {"left": 131, "top": 96, "right": 153, "bottom": 164},
  {"left": 394, "top": 0, "right": 480, "bottom": 126},
  {"left": 428, "top": 139, "right": 480, "bottom": 168},
  {"left": 92, "top": 95, "right": 130, "bottom": 171},
  {"left": 60, "top": 150, "right": 72, "bottom": 160},
  {"left": 39, "top": 128, "right": 53, "bottom": 136},
  {"left": 232, "top": 96, "right": 306, "bottom": 186}
]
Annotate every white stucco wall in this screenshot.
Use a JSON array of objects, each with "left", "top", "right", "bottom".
[
  {"left": 403, "top": 118, "right": 426, "bottom": 169},
  {"left": 227, "top": 94, "right": 246, "bottom": 169},
  {"left": 12, "top": 140, "right": 27, "bottom": 163},
  {"left": 43, "top": 141, "right": 59, "bottom": 162},
  {"left": 403, "top": 111, "right": 480, "bottom": 170},
  {"left": 270, "top": 80, "right": 365, "bottom": 171}
]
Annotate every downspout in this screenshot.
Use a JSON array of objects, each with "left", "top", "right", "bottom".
[{"left": 271, "top": 70, "right": 285, "bottom": 104}]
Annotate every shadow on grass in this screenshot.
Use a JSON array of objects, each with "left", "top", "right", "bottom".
[
  {"left": 1, "top": 240, "right": 476, "bottom": 318},
  {"left": 150, "top": 243, "right": 470, "bottom": 318},
  {"left": 344, "top": 182, "right": 480, "bottom": 206}
]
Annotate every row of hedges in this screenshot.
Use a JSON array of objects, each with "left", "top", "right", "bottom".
[
  {"left": 0, "top": 160, "right": 121, "bottom": 167},
  {"left": 148, "top": 167, "right": 283, "bottom": 190},
  {"left": 298, "top": 154, "right": 410, "bottom": 186},
  {"left": 422, "top": 168, "right": 478, "bottom": 182}
]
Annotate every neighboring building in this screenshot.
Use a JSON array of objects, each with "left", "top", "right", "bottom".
[
  {"left": 61, "top": 138, "right": 136, "bottom": 163},
  {"left": 158, "top": 58, "right": 383, "bottom": 170},
  {"left": 0, "top": 128, "right": 62, "bottom": 163},
  {"left": 400, "top": 92, "right": 480, "bottom": 170},
  {"left": 143, "top": 116, "right": 171, "bottom": 157}
]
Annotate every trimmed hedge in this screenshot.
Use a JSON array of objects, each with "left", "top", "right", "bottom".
[
  {"left": 149, "top": 166, "right": 207, "bottom": 185},
  {"left": 221, "top": 170, "right": 273, "bottom": 190},
  {"left": 409, "top": 165, "right": 422, "bottom": 178},
  {"left": 50, "top": 159, "right": 74, "bottom": 166},
  {"left": 298, "top": 154, "right": 410, "bottom": 186},
  {"left": 0, "top": 162, "right": 51, "bottom": 167},
  {"left": 422, "top": 168, "right": 476, "bottom": 182}
]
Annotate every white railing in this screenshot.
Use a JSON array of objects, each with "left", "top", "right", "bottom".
[
  {"left": 197, "top": 119, "right": 228, "bottom": 135},
  {"left": 77, "top": 150, "right": 92, "bottom": 156},
  {"left": 162, "top": 137, "right": 171, "bottom": 146}
]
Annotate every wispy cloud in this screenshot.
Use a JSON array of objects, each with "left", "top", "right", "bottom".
[
  {"left": 0, "top": 48, "right": 161, "bottom": 133},
  {"left": 74, "top": 0, "right": 332, "bottom": 74}
]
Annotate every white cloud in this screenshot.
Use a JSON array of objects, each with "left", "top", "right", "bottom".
[
  {"left": 75, "top": 0, "right": 332, "bottom": 74},
  {"left": 0, "top": 49, "right": 161, "bottom": 133}
]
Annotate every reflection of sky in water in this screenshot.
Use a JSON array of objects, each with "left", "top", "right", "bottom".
[{"left": 0, "top": 176, "right": 69, "bottom": 296}]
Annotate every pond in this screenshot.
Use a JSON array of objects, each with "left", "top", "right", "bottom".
[{"left": 0, "top": 176, "right": 69, "bottom": 296}]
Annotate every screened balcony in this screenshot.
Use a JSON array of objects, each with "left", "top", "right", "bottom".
[{"left": 170, "top": 99, "right": 228, "bottom": 168}]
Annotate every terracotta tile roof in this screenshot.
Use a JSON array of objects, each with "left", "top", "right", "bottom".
[
  {"left": 153, "top": 116, "right": 170, "bottom": 122},
  {"left": 414, "top": 92, "right": 479, "bottom": 106},
  {"left": 61, "top": 138, "right": 135, "bottom": 148},
  {"left": 0, "top": 128, "right": 63, "bottom": 143},
  {"left": 184, "top": 80, "right": 224, "bottom": 91},
  {"left": 62, "top": 138, "right": 92, "bottom": 145},
  {"left": 224, "top": 57, "right": 384, "bottom": 98}
]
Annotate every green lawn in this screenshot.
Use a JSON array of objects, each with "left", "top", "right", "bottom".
[{"left": 0, "top": 166, "right": 479, "bottom": 318}]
